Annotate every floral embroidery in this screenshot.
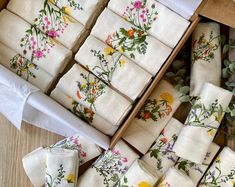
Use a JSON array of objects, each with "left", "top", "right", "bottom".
[
  {"left": 45, "top": 164, "right": 67, "bottom": 187},
  {"left": 65, "top": 173, "right": 75, "bottom": 183},
  {"left": 149, "top": 129, "right": 178, "bottom": 171},
  {"left": 10, "top": 54, "right": 38, "bottom": 80},
  {"left": 53, "top": 0, "right": 84, "bottom": 11},
  {"left": 136, "top": 92, "right": 173, "bottom": 121},
  {"left": 176, "top": 159, "right": 204, "bottom": 176},
  {"left": 116, "top": 178, "right": 153, "bottom": 187},
  {"left": 77, "top": 72, "right": 106, "bottom": 111},
  {"left": 192, "top": 31, "right": 220, "bottom": 63},
  {"left": 92, "top": 149, "right": 129, "bottom": 187},
  {"left": 72, "top": 100, "right": 94, "bottom": 123},
  {"left": 158, "top": 179, "right": 171, "bottom": 187},
  {"left": 138, "top": 181, "right": 152, "bottom": 187}
]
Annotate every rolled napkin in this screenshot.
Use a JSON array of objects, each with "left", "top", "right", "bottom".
[
  {"left": 0, "top": 42, "right": 53, "bottom": 92},
  {"left": 175, "top": 142, "right": 220, "bottom": 184},
  {"left": 51, "top": 87, "right": 118, "bottom": 136},
  {"left": 108, "top": 0, "right": 190, "bottom": 48},
  {"left": 190, "top": 22, "right": 221, "bottom": 96},
  {"left": 0, "top": 9, "right": 72, "bottom": 77},
  {"left": 7, "top": 0, "right": 85, "bottom": 51},
  {"left": 199, "top": 147, "right": 235, "bottom": 187},
  {"left": 22, "top": 134, "right": 102, "bottom": 187},
  {"left": 91, "top": 8, "right": 172, "bottom": 75},
  {"left": 56, "top": 64, "right": 132, "bottom": 126},
  {"left": 123, "top": 80, "right": 182, "bottom": 154},
  {"left": 75, "top": 35, "right": 152, "bottom": 100},
  {"left": 116, "top": 159, "right": 159, "bottom": 187},
  {"left": 173, "top": 83, "right": 233, "bottom": 164},
  {"left": 141, "top": 118, "right": 183, "bottom": 177},
  {"left": 157, "top": 167, "right": 196, "bottom": 187},
  {"left": 77, "top": 140, "right": 139, "bottom": 187},
  {"left": 45, "top": 148, "right": 79, "bottom": 187}
]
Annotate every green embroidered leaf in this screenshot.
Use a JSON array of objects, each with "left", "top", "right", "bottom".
[{"left": 150, "top": 149, "right": 160, "bottom": 159}]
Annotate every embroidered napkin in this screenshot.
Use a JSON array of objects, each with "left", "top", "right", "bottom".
[
  {"left": 91, "top": 8, "right": 172, "bottom": 75},
  {"left": 190, "top": 22, "right": 221, "bottom": 96},
  {"left": 117, "top": 159, "right": 159, "bottom": 187},
  {"left": 22, "top": 134, "right": 102, "bottom": 187},
  {"left": 157, "top": 167, "right": 196, "bottom": 187},
  {"left": 51, "top": 87, "right": 118, "bottom": 136},
  {"left": 7, "top": 0, "right": 86, "bottom": 51},
  {"left": 0, "top": 42, "right": 53, "bottom": 92},
  {"left": 0, "top": 9, "right": 72, "bottom": 77},
  {"left": 108, "top": 0, "right": 190, "bottom": 48},
  {"left": 56, "top": 64, "right": 132, "bottom": 126},
  {"left": 199, "top": 147, "right": 235, "bottom": 187},
  {"left": 141, "top": 118, "right": 183, "bottom": 177},
  {"left": 77, "top": 140, "right": 139, "bottom": 187},
  {"left": 123, "top": 80, "right": 182, "bottom": 154},
  {"left": 175, "top": 142, "right": 220, "bottom": 184},
  {"left": 75, "top": 35, "right": 152, "bottom": 101},
  {"left": 173, "top": 83, "right": 233, "bottom": 164},
  {"left": 45, "top": 148, "right": 79, "bottom": 187}
]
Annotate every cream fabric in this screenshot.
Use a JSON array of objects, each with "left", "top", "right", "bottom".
[
  {"left": 0, "top": 42, "right": 53, "bottom": 92},
  {"left": 0, "top": 9, "right": 72, "bottom": 77},
  {"left": 123, "top": 80, "right": 181, "bottom": 154},
  {"left": 173, "top": 83, "right": 233, "bottom": 164},
  {"left": 190, "top": 22, "right": 221, "bottom": 96},
  {"left": 91, "top": 8, "right": 172, "bottom": 75},
  {"left": 141, "top": 118, "right": 183, "bottom": 177},
  {"left": 75, "top": 35, "right": 152, "bottom": 101},
  {"left": 45, "top": 148, "right": 79, "bottom": 187},
  {"left": 7, "top": 0, "right": 85, "bottom": 51},
  {"left": 51, "top": 87, "right": 118, "bottom": 136},
  {"left": 108, "top": 0, "right": 190, "bottom": 48},
  {"left": 117, "top": 159, "right": 159, "bottom": 187},
  {"left": 56, "top": 64, "right": 132, "bottom": 126},
  {"left": 77, "top": 140, "right": 139, "bottom": 187}
]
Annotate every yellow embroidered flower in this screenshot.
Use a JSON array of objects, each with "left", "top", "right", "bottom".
[
  {"left": 212, "top": 112, "right": 223, "bottom": 123},
  {"left": 138, "top": 181, "right": 152, "bottom": 187},
  {"left": 65, "top": 173, "right": 75, "bottom": 183},
  {"left": 81, "top": 84, "right": 86, "bottom": 89},
  {"left": 215, "top": 156, "right": 221, "bottom": 163},
  {"left": 118, "top": 46, "right": 124, "bottom": 53},
  {"left": 104, "top": 46, "right": 115, "bottom": 56},
  {"left": 207, "top": 129, "right": 216, "bottom": 137},
  {"left": 62, "top": 6, "right": 71, "bottom": 14},
  {"left": 90, "top": 82, "right": 95, "bottom": 86},
  {"left": 28, "top": 64, "right": 35, "bottom": 68},
  {"left": 120, "top": 59, "right": 126, "bottom": 66},
  {"left": 49, "top": 0, "right": 55, "bottom": 4},
  {"left": 158, "top": 179, "right": 167, "bottom": 187},
  {"left": 160, "top": 92, "right": 174, "bottom": 104}
]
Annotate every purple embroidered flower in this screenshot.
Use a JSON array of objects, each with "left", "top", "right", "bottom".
[
  {"left": 122, "top": 157, "right": 128, "bottom": 163},
  {"left": 47, "top": 29, "right": 58, "bottom": 38},
  {"left": 133, "top": 0, "right": 142, "bottom": 9},
  {"left": 34, "top": 50, "right": 43, "bottom": 59}
]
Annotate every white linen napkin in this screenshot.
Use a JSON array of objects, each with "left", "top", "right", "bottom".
[
  {"left": 175, "top": 142, "right": 220, "bottom": 184},
  {"left": 91, "top": 8, "right": 172, "bottom": 75},
  {"left": 56, "top": 63, "right": 132, "bottom": 126},
  {"left": 117, "top": 159, "right": 159, "bottom": 187},
  {"left": 123, "top": 80, "right": 182, "bottom": 154},
  {"left": 108, "top": 0, "right": 190, "bottom": 48},
  {"left": 0, "top": 9, "right": 72, "bottom": 77},
  {"left": 77, "top": 140, "right": 139, "bottom": 187},
  {"left": 7, "top": 0, "right": 85, "bottom": 51},
  {"left": 190, "top": 22, "right": 221, "bottom": 96},
  {"left": 199, "top": 147, "right": 235, "bottom": 187},
  {"left": 173, "top": 83, "right": 233, "bottom": 164},
  {"left": 75, "top": 35, "right": 152, "bottom": 101},
  {"left": 0, "top": 42, "right": 53, "bottom": 92},
  {"left": 157, "top": 167, "right": 196, "bottom": 187},
  {"left": 141, "top": 118, "right": 183, "bottom": 177},
  {"left": 45, "top": 148, "right": 79, "bottom": 187},
  {"left": 51, "top": 87, "right": 118, "bottom": 136}
]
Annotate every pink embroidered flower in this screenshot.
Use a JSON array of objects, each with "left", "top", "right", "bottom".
[
  {"left": 161, "top": 137, "right": 168, "bottom": 144},
  {"left": 133, "top": 1, "right": 143, "bottom": 9},
  {"left": 122, "top": 157, "right": 128, "bottom": 163},
  {"left": 34, "top": 50, "right": 43, "bottom": 59},
  {"left": 80, "top": 151, "right": 87, "bottom": 158},
  {"left": 47, "top": 29, "right": 58, "bottom": 38}
]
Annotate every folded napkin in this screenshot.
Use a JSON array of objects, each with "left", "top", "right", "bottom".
[
  {"left": 91, "top": 8, "right": 172, "bottom": 75},
  {"left": 0, "top": 9, "right": 72, "bottom": 77},
  {"left": 173, "top": 83, "right": 233, "bottom": 164},
  {"left": 199, "top": 147, "right": 235, "bottom": 187},
  {"left": 117, "top": 159, "right": 159, "bottom": 187},
  {"left": 7, "top": 0, "right": 85, "bottom": 51},
  {"left": 77, "top": 140, "right": 139, "bottom": 187},
  {"left": 157, "top": 167, "right": 196, "bottom": 187},
  {"left": 51, "top": 87, "right": 118, "bottom": 136},
  {"left": 0, "top": 42, "right": 53, "bottom": 92},
  {"left": 23, "top": 134, "right": 102, "bottom": 187},
  {"left": 175, "top": 142, "right": 220, "bottom": 184},
  {"left": 123, "top": 80, "right": 182, "bottom": 154},
  {"left": 45, "top": 148, "right": 79, "bottom": 187},
  {"left": 56, "top": 64, "right": 132, "bottom": 126},
  {"left": 75, "top": 35, "right": 152, "bottom": 100},
  {"left": 108, "top": 0, "right": 190, "bottom": 48},
  {"left": 190, "top": 22, "right": 221, "bottom": 96},
  {"left": 141, "top": 118, "right": 183, "bottom": 177}
]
